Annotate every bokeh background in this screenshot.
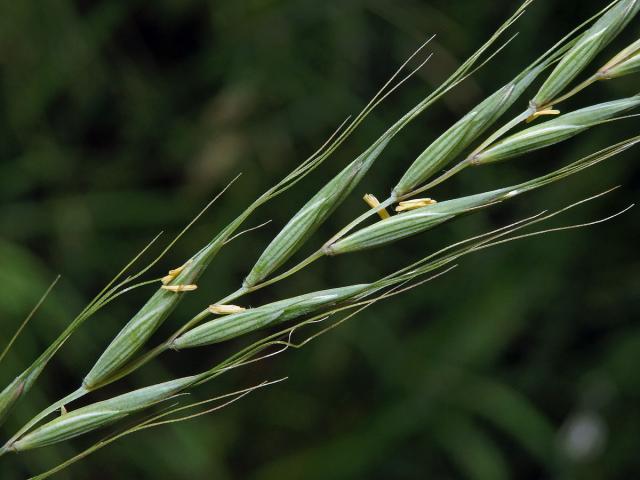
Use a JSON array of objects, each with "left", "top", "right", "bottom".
[{"left": 1, "top": 0, "right": 639, "bottom": 478}]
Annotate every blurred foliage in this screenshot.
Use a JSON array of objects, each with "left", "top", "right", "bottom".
[{"left": 0, "top": 0, "right": 639, "bottom": 478}]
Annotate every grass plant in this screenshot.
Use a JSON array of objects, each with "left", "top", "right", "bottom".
[{"left": 1, "top": 1, "right": 638, "bottom": 477}]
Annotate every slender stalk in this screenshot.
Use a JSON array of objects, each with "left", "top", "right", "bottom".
[{"left": 537, "top": 73, "right": 601, "bottom": 109}]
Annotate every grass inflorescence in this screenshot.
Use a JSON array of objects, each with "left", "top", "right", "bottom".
[{"left": 1, "top": 1, "right": 638, "bottom": 477}]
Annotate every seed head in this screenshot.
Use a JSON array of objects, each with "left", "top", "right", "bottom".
[
  {"left": 533, "top": 0, "right": 640, "bottom": 108},
  {"left": 473, "top": 95, "right": 640, "bottom": 165},
  {"left": 84, "top": 224, "right": 230, "bottom": 391},
  {"left": 326, "top": 139, "right": 635, "bottom": 256},
  {"left": 8, "top": 376, "right": 198, "bottom": 452},
  {"left": 173, "top": 285, "right": 369, "bottom": 349},
  {"left": 243, "top": 143, "right": 387, "bottom": 288},
  {"left": 392, "top": 65, "right": 545, "bottom": 197}
]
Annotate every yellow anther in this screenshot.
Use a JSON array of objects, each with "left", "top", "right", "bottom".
[
  {"left": 208, "top": 304, "right": 246, "bottom": 315},
  {"left": 161, "top": 284, "right": 198, "bottom": 292},
  {"left": 363, "top": 193, "right": 390, "bottom": 219},
  {"left": 525, "top": 108, "right": 561, "bottom": 123},
  {"left": 161, "top": 261, "right": 191, "bottom": 285},
  {"left": 395, "top": 198, "right": 437, "bottom": 212},
  {"left": 60, "top": 405, "right": 68, "bottom": 415},
  {"left": 168, "top": 265, "right": 185, "bottom": 276}
]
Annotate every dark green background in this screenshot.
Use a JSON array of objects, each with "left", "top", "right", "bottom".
[{"left": 1, "top": 0, "right": 639, "bottom": 478}]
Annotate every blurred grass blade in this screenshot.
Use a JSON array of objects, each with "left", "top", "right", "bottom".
[
  {"left": 432, "top": 412, "right": 509, "bottom": 480},
  {"left": 452, "top": 375, "right": 555, "bottom": 463},
  {"left": 0, "top": 275, "right": 59, "bottom": 366}
]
